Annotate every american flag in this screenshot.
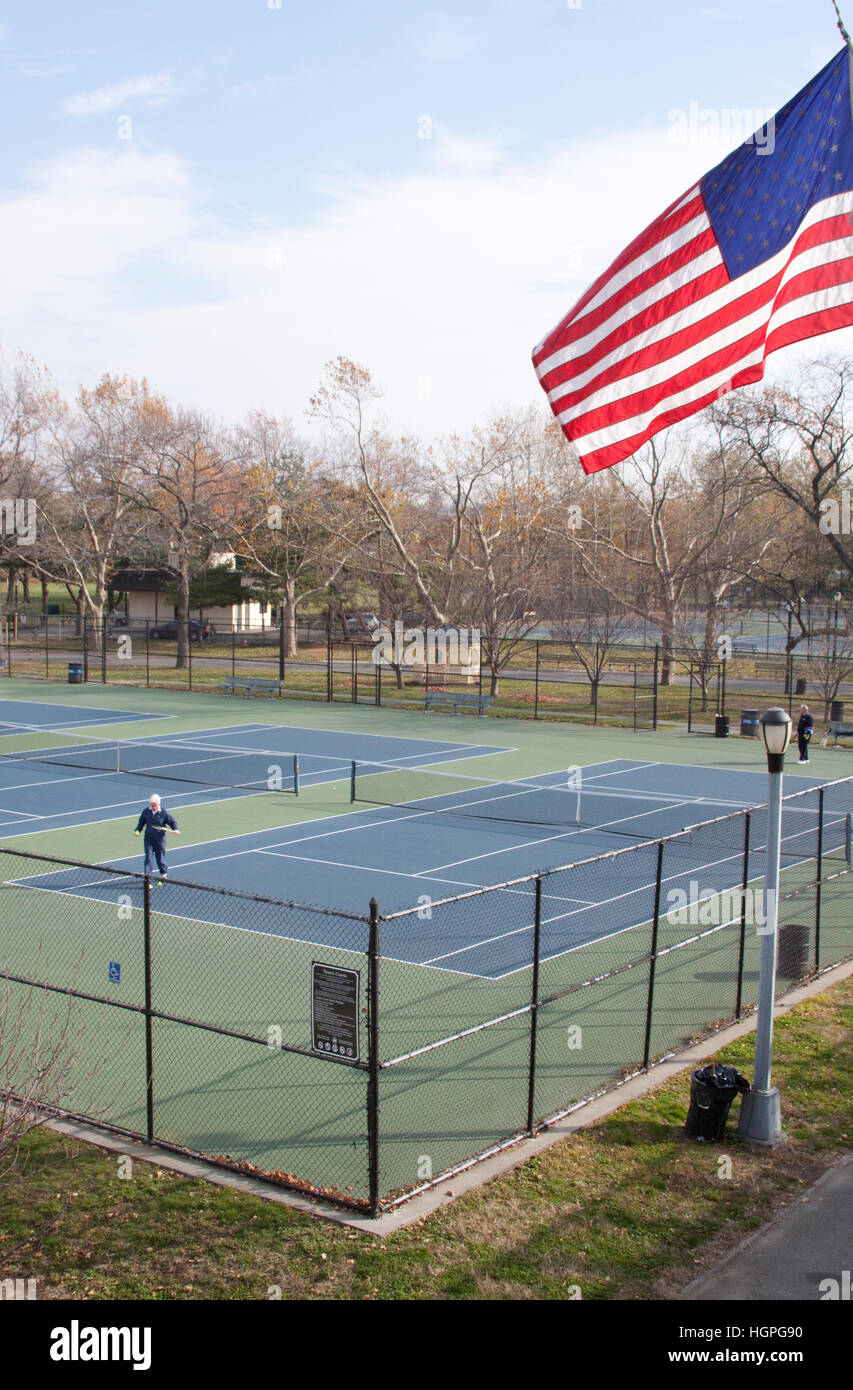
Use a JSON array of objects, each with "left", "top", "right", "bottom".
[{"left": 532, "top": 47, "right": 853, "bottom": 475}]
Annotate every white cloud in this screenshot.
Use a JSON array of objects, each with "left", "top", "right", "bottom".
[
  {"left": 62, "top": 73, "right": 177, "bottom": 117},
  {"left": 0, "top": 119, "right": 850, "bottom": 443}
]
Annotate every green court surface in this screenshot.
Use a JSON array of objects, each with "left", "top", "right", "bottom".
[{"left": 2, "top": 677, "right": 851, "bottom": 1210}]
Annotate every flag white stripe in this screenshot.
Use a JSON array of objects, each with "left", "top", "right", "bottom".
[
  {"left": 539, "top": 190, "right": 853, "bottom": 389},
  {"left": 566, "top": 277, "right": 853, "bottom": 456},
  {"left": 549, "top": 226, "right": 853, "bottom": 412},
  {"left": 565, "top": 198, "right": 707, "bottom": 325}
]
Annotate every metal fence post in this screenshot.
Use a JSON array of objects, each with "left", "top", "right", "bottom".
[
  {"left": 526, "top": 876, "right": 543, "bottom": 1135},
  {"left": 736, "top": 811, "right": 750, "bottom": 1020},
  {"left": 83, "top": 612, "right": 89, "bottom": 683},
  {"left": 188, "top": 620, "right": 192, "bottom": 691},
  {"left": 652, "top": 644, "right": 659, "bottom": 730},
  {"left": 101, "top": 615, "right": 107, "bottom": 684},
  {"left": 279, "top": 608, "right": 285, "bottom": 683},
  {"left": 143, "top": 873, "right": 155, "bottom": 1144},
  {"left": 145, "top": 620, "right": 150, "bottom": 687},
  {"left": 642, "top": 842, "right": 664, "bottom": 1068},
  {"left": 815, "top": 787, "right": 824, "bottom": 973},
  {"left": 326, "top": 624, "right": 332, "bottom": 702},
  {"left": 593, "top": 642, "right": 600, "bottom": 724},
  {"left": 687, "top": 663, "right": 693, "bottom": 733},
  {"left": 534, "top": 641, "right": 540, "bottom": 720},
  {"left": 367, "top": 898, "right": 381, "bottom": 1218}
]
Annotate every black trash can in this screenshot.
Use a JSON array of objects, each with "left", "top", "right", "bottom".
[
  {"left": 831, "top": 700, "right": 845, "bottom": 724},
  {"left": 795, "top": 676, "right": 807, "bottom": 695},
  {"left": 777, "top": 922, "right": 811, "bottom": 979},
  {"left": 740, "top": 708, "right": 759, "bottom": 737},
  {"left": 715, "top": 714, "right": 730, "bottom": 737},
  {"left": 67, "top": 661, "right": 83, "bottom": 684},
  {"left": 685, "top": 1064, "right": 751, "bottom": 1141}
]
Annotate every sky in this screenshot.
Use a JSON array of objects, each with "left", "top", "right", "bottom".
[{"left": 0, "top": 0, "right": 849, "bottom": 443}]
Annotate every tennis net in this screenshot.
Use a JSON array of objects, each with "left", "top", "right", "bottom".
[
  {"left": 349, "top": 759, "right": 735, "bottom": 840},
  {"left": 0, "top": 724, "right": 300, "bottom": 795}
]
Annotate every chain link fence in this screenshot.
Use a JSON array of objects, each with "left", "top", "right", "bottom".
[
  {"left": 7, "top": 612, "right": 853, "bottom": 731},
  {"left": 2, "top": 776, "right": 852, "bottom": 1214}
]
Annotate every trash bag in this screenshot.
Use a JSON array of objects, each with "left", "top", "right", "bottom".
[{"left": 685, "top": 1064, "right": 751, "bottom": 1141}]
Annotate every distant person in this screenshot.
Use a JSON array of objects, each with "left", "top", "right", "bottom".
[
  {"left": 134, "top": 793, "right": 179, "bottom": 880},
  {"left": 796, "top": 705, "right": 815, "bottom": 764}
]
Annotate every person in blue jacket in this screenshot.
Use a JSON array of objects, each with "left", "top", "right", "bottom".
[
  {"left": 134, "top": 793, "right": 179, "bottom": 879},
  {"left": 796, "top": 704, "right": 815, "bottom": 764}
]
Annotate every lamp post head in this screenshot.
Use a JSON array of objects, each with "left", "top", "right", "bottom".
[{"left": 760, "top": 707, "right": 791, "bottom": 772}]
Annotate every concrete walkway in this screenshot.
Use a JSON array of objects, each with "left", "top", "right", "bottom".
[{"left": 681, "top": 1153, "right": 853, "bottom": 1301}]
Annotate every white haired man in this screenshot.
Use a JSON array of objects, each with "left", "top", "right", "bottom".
[{"left": 134, "top": 793, "right": 179, "bottom": 881}]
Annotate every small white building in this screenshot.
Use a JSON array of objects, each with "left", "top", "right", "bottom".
[{"left": 108, "top": 562, "right": 267, "bottom": 631}]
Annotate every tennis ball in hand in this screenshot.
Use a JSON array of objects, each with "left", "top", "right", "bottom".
[{"left": 134, "top": 830, "right": 140, "bottom": 836}]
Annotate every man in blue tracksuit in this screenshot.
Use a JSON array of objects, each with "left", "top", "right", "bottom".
[
  {"left": 796, "top": 704, "right": 815, "bottom": 764},
  {"left": 134, "top": 794, "right": 179, "bottom": 879}
]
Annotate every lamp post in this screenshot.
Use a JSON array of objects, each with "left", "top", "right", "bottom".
[{"left": 737, "top": 707, "right": 791, "bottom": 1146}]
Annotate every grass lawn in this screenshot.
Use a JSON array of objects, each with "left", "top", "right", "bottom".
[{"left": 1, "top": 975, "right": 850, "bottom": 1300}]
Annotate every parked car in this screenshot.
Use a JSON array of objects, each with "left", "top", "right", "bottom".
[
  {"left": 149, "top": 619, "right": 216, "bottom": 641},
  {"left": 343, "top": 612, "right": 381, "bottom": 635}
]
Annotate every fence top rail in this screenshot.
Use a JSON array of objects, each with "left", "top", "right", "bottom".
[
  {"left": 0, "top": 842, "right": 371, "bottom": 922},
  {"left": 379, "top": 772, "right": 853, "bottom": 921}
]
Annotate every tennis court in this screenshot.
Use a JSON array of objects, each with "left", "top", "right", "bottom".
[
  {"left": 2, "top": 685, "right": 851, "bottom": 1211},
  {"left": 0, "top": 703, "right": 832, "bottom": 973}
]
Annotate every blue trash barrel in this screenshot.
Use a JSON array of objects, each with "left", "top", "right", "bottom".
[
  {"left": 68, "top": 662, "right": 83, "bottom": 684},
  {"left": 740, "top": 708, "right": 759, "bottom": 736}
]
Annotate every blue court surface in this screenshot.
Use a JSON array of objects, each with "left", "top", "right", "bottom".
[
  {"left": 0, "top": 698, "right": 172, "bottom": 729},
  {"left": 1, "top": 715, "right": 832, "bottom": 979}
]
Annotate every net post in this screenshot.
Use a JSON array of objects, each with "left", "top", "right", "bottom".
[
  {"left": 642, "top": 841, "right": 664, "bottom": 1069},
  {"left": 143, "top": 872, "right": 155, "bottom": 1144},
  {"left": 292, "top": 755, "right": 299, "bottom": 797},
  {"left": 815, "top": 787, "right": 824, "bottom": 973},
  {"left": 735, "top": 811, "right": 750, "bottom": 1020},
  {"left": 350, "top": 761, "right": 357, "bottom": 802},
  {"left": 526, "top": 875, "right": 543, "bottom": 1136},
  {"left": 367, "top": 898, "right": 381, "bottom": 1218}
]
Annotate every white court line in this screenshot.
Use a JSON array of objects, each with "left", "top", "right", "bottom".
[
  {"left": 254, "top": 846, "right": 482, "bottom": 891},
  {"left": 417, "top": 794, "right": 705, "bottom": 877},
  {"left": 422, "top": 840, "right": 758, "bottom": 974}
]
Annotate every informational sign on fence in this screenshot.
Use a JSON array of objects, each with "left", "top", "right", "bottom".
[{"left": 311, "top": 962, "right": 360, "bottom": 1062}]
